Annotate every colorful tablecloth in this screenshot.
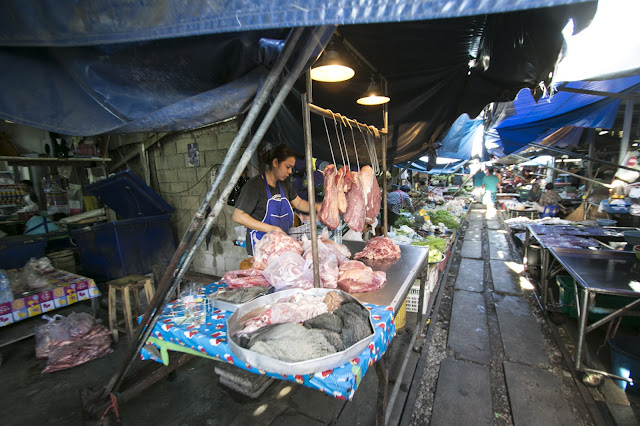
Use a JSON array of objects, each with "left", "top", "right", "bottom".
[
  {"left": 140, "top": 281, "right": 397, "bottom": 400},
  {"left": 0, "top": 269, "right": 101, "bottom": 327}
]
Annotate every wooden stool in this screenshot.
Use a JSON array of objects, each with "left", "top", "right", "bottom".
[{"left": 107, "top": 275, "right": 155, "bottom": 342}]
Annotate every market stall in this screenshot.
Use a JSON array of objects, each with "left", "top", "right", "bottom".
[
  {"left": 547, "top": 247, "right": 640, "bottom": 385},
  {"left": 138, "top": 240, "right": 428, "bottom": 400},
  {"left": 0, "top": 268, "right": 100, "bottom": 328}
]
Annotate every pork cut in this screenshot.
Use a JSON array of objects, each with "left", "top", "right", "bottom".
[
  {"left": 223, "top": 269, "right": 271, "bottom": 288},
  {"left": 360, "top": 165, "right": 382, "bottom": 224},
  {"left": 354, "top": 237, "right": 401, "bottom": 260},
  {"left": 253, "top": 231, "right": 303, "bottom": 270},
  {"left": 337, "top": 166, "right": 348, "bottom": 214},
  {"left": 337, "top": 266, "right": 386, "bottom": 293},
  {"left": 319, "top": 164, "right": 340, "bottom": 229},
  {"left": 344, "top": 170, "right": 366, "bottom": 232}
]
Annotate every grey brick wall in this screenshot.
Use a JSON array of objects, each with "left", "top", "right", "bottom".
[{"left": 148, "top": 118, "right": 248, "bottom": 278}]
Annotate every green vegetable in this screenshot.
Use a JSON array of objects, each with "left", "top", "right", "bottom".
[
  {"left": 394, "top": 216, "right": 413, "bottom": 227},
  {"left": 427, "top": 209, "right": 461, "bottom": 229},
  {"left": 411, "top": 236, "right": 447, "bottom": 253}
]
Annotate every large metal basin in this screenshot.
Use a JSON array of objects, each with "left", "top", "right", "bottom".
[{"left": 226, "top": 287, "right": 374, "bottom": 375}]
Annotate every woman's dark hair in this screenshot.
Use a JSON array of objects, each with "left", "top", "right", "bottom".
[
  {"left": 545, "top": 183, "right": 555, "bottom": 191},
  {"left": 261, "top": 144, "right": 297, "bottom": 169}
]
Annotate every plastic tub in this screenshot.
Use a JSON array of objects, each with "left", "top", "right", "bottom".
[
  {"left": 609, "top": 336, "right": 640, "bottom": 392},
  {"left": 596, "top": 219, "right": 617, "bottom": 226},
  {"left": 624, "top": 230, "right": 640, "bottom": 247},
  {"left": 0, "top": 235, "right": 47, "bottom": 269}
]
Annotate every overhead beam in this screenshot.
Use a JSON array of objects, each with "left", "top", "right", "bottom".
[{"left": 556, "top": 87, "right": 640, "bottom": 100}]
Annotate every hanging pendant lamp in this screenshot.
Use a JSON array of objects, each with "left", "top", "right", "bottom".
[
  {"left": 357, "top": 76, "right": 390, "bottom": 105},
  {"left": 310, "top": 50, "right": 355, "bottom": 82}
]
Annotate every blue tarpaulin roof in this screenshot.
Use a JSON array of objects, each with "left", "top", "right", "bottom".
[
  {"left": 0, "top": 0, "right": 597, "bottom": 165},
  {"left": 437, "top": 114, "right": 483, "bottom": 160},
  {"left": 489, "top": 75, "right": 640, "bottom": 155}
]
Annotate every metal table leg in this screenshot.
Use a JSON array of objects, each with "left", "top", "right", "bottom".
[
  {"left": 541, "top": 248, "right": 550, "bottom": 307},
  {"left": 375, "top": 350, "right": 390, "bottom": 426},
  {"left": 575, "top": 288, "right": 591, "bottom": 371}
]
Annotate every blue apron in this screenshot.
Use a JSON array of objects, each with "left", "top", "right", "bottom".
[{"left": 250, "top": 174, "right": 294, "bottom": 252}]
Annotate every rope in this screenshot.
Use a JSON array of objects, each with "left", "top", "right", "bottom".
[
  {"left": 99, "top": 392, "right": 121, "bottom": 425},
  {"left": 322, "top": 117, "right": 336, "bottom": 167}
]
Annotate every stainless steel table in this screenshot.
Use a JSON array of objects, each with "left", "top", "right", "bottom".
[
  {"left": 342, "top": 241, "right": 429, "bottom": 314},
  {"left": 523, "top": 224, "right": 630, "bottom": 308},
  {"left": 548, "top": 247, "right": 640, "bottom": 383}
]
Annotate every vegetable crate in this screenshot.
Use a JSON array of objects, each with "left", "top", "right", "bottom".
[
  {"left": 406, "top": 285, "right": 427, "bottom": 314},
  {"left": 602, "top": 202, "right": 631, "bottom": 214}
]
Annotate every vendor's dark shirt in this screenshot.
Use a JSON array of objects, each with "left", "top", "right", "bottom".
[
  {"left": 234, "top": 175, "right": 298, "bottom": 254},
  {"left": 235, "top": 175, "right": 298, "bottom": 222}
]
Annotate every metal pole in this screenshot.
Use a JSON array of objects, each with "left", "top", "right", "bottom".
[
  {"left": 308, "top": 103, "right": 382, "bottom": 135},
  {"left": 620, "top": 99, "right": 634, "bottom": 165},
  {"left": 511, "top": 154, "right": 613, "bottom": 188},
  {"left": 103, "top": 26, "right": 310, "bottom": 396},
  {"left": 529, "top": 141, "right": 640, "bottom": 174},
  {"left": 382, "top": 80, "right": 389, "bottom": 237},
  {"left": 302, "top": 92, "right": 321, "bottom": 288},
  {"left": 586, "top": 130, "right": 595, "bottom": 178}
]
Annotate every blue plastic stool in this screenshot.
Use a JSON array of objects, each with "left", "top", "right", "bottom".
[{"left": 541, "top": 205, "right": 559, "bottom": 218}]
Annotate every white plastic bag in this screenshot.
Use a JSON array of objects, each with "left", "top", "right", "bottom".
[{"left": 261, "top": 252, "right": 313, "bottom": 290}]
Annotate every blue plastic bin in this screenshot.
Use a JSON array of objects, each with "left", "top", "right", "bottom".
[
  {"left": 71, "top": 170, "right": 176, "bottom": 282},
  {"left": 602, "top": 202, "right": 631, "bottom": 214},
  {"left": 609, "top": 336, "right": 640, "bottom": 393},
  {"left": 0, "top": 235, "right": 47, "bottom": 269}
]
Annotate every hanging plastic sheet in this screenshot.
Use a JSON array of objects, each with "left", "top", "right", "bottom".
[{"left": 489, "top": 75, "right": 640, "bottom": 155}]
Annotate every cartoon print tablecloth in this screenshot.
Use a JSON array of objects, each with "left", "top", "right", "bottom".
[
  {"left": 0, "top": 269, "right": 101, "bottom": 327},
  {"left": 140, "top": 281, "right": 397, "bottom": 400}
]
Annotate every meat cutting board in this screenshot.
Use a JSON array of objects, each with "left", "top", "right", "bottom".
[{"left": 239, "top": 257, "right": 253, "bottom": 270}]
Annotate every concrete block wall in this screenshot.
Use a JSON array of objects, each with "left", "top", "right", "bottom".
[{"left": 149, "top": 119, "right": 248, "bottom": 278}]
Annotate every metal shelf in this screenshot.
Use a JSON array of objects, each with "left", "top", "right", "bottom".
[{"left": 0, "top": 156, "right": 111, "bottom": 166}]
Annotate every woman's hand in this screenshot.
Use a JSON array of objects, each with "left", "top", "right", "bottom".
[{"left": 269, "top": 225, "right": 286, "bottom": 234}]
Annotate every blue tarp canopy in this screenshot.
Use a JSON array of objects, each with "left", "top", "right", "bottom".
[
  {"left": 488, "top": 75, "right": 640, "bottom": 155},
  {"left": 437, "top": 114, "right": 483, "bottom": 160},
  {"left": 0, "top": 0, "right": 598, "bottom": 164}
]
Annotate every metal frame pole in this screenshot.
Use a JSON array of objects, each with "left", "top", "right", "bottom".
[
  {"left": 103, "top": 26, "right": 319, "bottom": 397},
  {"left": 302, "top": 91, "right": 321, "bottom": 288},
  {"left": 382, "top": 80, "right": 389, "bottom": 237},
  {"left": 620, "top": 99, "right": 634, "bottom": 165}
]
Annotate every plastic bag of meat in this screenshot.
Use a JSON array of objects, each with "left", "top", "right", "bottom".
[
  {"left": 253, "top": 231, "right": 303, "bottom": 270},
  {"left": 318, "top": 228, "right": 351, "bottom": 265},
  {"left": 34, "top": 314, "right": 71, "bottom": 359},
  {"left": 67, "top": 312, "right": 95, "bottom": 339},
  {"left": 301, "top": 235, "right": 339, "bottom": 288},
  {"left": 261, "top": 252, "right": 313, "bottom": 291},
  {"left": 42, "top": 324, "right": 112, "bottom": 373},
  {"left": 354, "top": 237, "right": 401, "bottom": 260},
  {"left": 223, "top": 269, "right": 270, "bottom": 288}
]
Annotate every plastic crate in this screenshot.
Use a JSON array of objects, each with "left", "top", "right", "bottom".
[
  {"left": 395, "top": 300, "right": 407, "bottom": 331},
  {"left": 602, "top": 202, "right": 631, "bottom": 214},
  {"left": 557, "top": 275, "right": 640, "bottom": 327},
  {"left": 406, "top": 284, "right": 430, "bottom": 314},
  {"left": 289, "top": 222, "right": 311, "bottom": 241},
  {"left": 0, "top": 235, "right": 47, "bottom": 269},
  {"left": 609, "top": 336, "right": 640, "bottom": 392}
]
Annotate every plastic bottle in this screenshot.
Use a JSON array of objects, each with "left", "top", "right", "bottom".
[{"left": 0, "top": 269, "right": 12, "bottom": 304}]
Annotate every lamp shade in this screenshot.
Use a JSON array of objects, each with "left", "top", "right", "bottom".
[
  {"left": 356, "top": 81, "right": 390, "bottom": 105},
  {"left": 310, "top": 50, "right": 355, "bottom": 82}
]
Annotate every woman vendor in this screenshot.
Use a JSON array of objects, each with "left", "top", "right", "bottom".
[{"left": 232, "top": 144, "right": 321, "bottom": 254}]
